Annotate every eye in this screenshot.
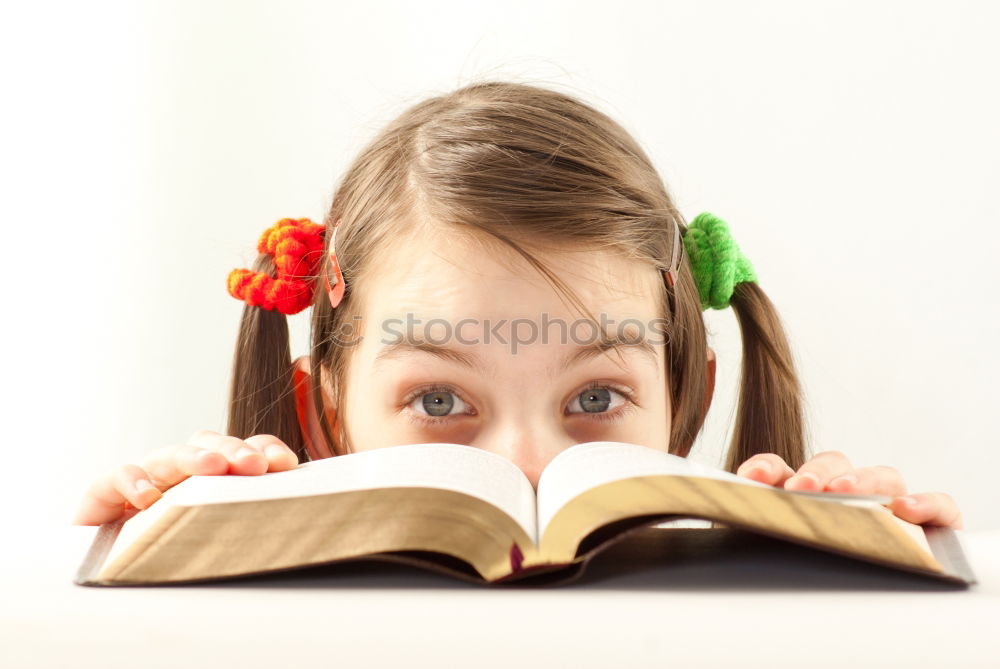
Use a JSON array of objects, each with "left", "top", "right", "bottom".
[
  {"left": 405, "top": 386, "right": 472, "bottom": 419},
  {"left": 567, "top": 384, "right": 629, "bottom": 415},
  {"left": 400, "top": 381, "right": 636, "bottom": 428}
]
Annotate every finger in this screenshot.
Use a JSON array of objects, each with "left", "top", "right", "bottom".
[
  {"left": 243, "top": 434, "right": 299, "bottom": 472},
  {"left": 889, "top": 492, "right": 963, "bottom": 529},
  {"left": 140, "top": 443, "right": 229, "bottom": 490},
  {"left": 784, "top": 450, "right": 854, "bottom": 492},
  {"left": 826, "top": 465, "right": 907, "bottom": 497},
  {"left": 71, "top": 464, "right": 162, "bottom": 526},
  {"left": 736, "top": 454, "right": 796, "bottom": 487},
  {"left": 188, "top": 430, "right": 268, "bottom": 475}
]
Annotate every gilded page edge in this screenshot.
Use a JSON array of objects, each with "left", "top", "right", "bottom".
[{"left": 540, "top": 476, "right": 950, "bottom": 578}]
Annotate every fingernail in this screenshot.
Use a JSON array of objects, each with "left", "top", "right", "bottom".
[
  {"left": 898, "top": 496, "right": 918, "bottom": 507},
  {"left": 742, "top": 461, "right": 770, "bottom": 479},
  {"left": 134, "top": 479, "right": 156, "bottom": 495},
  {"left": 236, "top": 447, "right": 258, "bottom": 460},
  {"left": 787, "top": 472, "right": 820, "bottom": 489},
  {"left": 830, "top": 474, "right": 858, "bottom": 489},
  {"left": 265, "top": 445, "right": 288, "bottom": 460}
]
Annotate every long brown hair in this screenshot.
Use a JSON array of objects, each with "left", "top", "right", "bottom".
[{"left": 227, "top": 80, "right": 809, "bottom": 472}]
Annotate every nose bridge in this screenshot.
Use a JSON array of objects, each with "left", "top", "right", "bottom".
[
  {"left": 478, "top": 395, "right": 572, "bottom": 490},
  {"left": 473, "top": 343, "right": 574, "bottom": 489}
]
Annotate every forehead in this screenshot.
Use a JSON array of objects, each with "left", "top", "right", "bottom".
[{"left": 360, "top": 228, "right": 663, "bottom": 324}]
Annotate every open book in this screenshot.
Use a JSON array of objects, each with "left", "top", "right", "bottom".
[{"left": 74, "top": 442, "right": 977, "bottom": 586}]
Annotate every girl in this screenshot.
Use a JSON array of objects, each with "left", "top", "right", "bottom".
[{"left": 73, "top": 81, "right": 961, "bottom": 530}]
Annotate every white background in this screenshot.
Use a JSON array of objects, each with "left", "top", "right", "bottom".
[{"left": 3, "top": 0, "right": 998, "bottom": 531}]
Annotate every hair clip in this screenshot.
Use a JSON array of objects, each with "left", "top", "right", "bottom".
[
  {"left": 664, "top": 218, "right": 684, "bottom": 288},
  {"left": 324, "top": 223, "right": 346, "bottom": 308}
]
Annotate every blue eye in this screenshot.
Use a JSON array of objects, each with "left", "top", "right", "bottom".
[
  {"left": 401, "top": 381, "right": 636, "bottom": 428},
  {"left": 409, "top": 388, "right": 470, "bottom": 418},
  {"left": 567, "top": 386, "right": 627, "bottom": 415}
]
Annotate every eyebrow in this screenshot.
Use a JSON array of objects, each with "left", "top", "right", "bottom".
[{"left": 373, "top": 332, "right": 659, "bottom": 375}]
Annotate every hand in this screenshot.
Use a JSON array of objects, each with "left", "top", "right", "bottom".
[
  {"left": 71, "top": 430, "right": 299, "bottom": 526},
  {"left": 736, "top": 450, "right": 963, "bottom": 529}
]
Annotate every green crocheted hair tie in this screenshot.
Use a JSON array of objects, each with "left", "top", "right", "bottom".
[{"left": 683, "top": 212, "right": 758, "bottom": 310}]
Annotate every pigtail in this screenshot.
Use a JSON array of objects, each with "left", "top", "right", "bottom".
[
  {"left": 724, "top": 281, "right": 809, "bottom": 473},
  {"left": 226, "top": 253, "right": 307, "bottom": 461}
]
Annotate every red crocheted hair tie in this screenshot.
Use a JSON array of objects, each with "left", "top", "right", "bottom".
[{"left": 227, "top": 217, "right": 331, "bottom": 315}]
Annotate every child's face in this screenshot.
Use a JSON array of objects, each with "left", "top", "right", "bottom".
[{"left": 339, "top": 230, "right": 671, "bottom": 489}]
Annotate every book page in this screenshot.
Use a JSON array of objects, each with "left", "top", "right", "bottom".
[
  {"left": 151, "top": 443, "right": 537, "bottom": 540},
  {"left": 535, "top": 441, "right": 776, "bottom": 536}
]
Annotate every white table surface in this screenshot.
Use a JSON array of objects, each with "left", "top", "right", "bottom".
[{"left": 1, "top": 523, "right": 998, "bottom": 668}]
